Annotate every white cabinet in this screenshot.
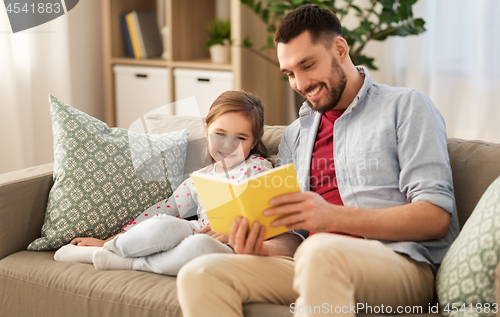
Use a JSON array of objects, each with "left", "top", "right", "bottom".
[
  {"left": 113, "top": 65, "right": 171, "bottom": 128},
  {"left": 174, "top": 68, "right": 233, "bottom": 117}
]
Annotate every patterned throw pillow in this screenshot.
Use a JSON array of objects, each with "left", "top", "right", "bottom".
[
  {"left": 27, "top": 95, "right": 189, "bottom": 251},
  {"left": 437, "top": 175, "right": 500, "bottom": 316}
]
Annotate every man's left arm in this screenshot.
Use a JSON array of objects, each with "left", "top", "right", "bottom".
[
  {"left": 265, "top": 192, "right": 449, "bottom": 241},
  {"left": 266, "top": 90, "right": 454, "bottom": 242},
  {"left": 395, "top": 90, "right": 455, "bottom": 226}
]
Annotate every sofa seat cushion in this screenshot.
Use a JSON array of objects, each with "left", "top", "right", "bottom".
[
  {"left": 0, "top": 251, "right": 182, "bottom": 317},
  {"left": 0, "top": 251, "right": 297, "bottom": 317}
]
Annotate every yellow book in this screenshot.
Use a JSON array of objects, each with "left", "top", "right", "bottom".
[
  {"left": 191, "top": 163, "right": 301, "bottom": 240},
  {"left": 126, "top": 12, "right": 142, "bottom": 59}
]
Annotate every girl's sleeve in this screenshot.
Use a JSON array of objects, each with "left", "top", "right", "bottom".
[
  {"left": 122, "top": 177, "right": 196, "bottom": 231},
  {"left": 246, "top": 156, "right": 274, "bottom": 177},
  {"left": 166, "top": 178, "right": 199, "bottom": 219}
]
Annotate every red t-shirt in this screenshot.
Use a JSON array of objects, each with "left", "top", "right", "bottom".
[
  {"left": 309, "top": 109, "right": 360, "bottom": 238},
  {"left": 309, "top": 109, "right": 345, "bottom": 206}
]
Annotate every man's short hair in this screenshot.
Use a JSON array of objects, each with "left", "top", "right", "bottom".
[{"left": 274, "top": 4, "right": 342, "bottom": 49}]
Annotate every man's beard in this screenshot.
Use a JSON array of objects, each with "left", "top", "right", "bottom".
[{"left": 300, "top": 57, "right": 347, "bottom": 114}]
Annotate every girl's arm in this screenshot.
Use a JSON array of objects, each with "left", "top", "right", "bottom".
[{"left": 122, "top": 178, "right": 195, "bottom": 231}]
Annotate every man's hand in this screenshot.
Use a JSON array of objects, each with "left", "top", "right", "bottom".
[
  {"left": 264, "top": 191, "right": 337, "bottom": 232},
  {"left": 199, "top": 225, "right": 229, "bottom": 243},
  {"left": 70, "top": 237, "right": 106, "bottom": 247},
  {"left": 228, "top": 217, "right": 269, "bottom": 255}
]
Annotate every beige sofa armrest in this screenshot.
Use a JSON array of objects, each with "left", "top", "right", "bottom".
[{"left": 0, "top": 163, "right": 54, "bottom": 260}]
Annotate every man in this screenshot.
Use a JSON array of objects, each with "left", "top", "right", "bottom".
[{"left": 177, "top": 5, "right": 459, "bottom": 316}]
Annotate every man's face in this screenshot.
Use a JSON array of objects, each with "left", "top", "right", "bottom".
[{"left": 277, "top": 31, "right": 347, "bottom": 113}]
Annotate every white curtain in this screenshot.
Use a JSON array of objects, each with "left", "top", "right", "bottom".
[
  {"left": 0, "top": 0, "right": 103, "bottom": 174},
  {"left": 385, "top": 0, "right": 500, "bottom": 143}
]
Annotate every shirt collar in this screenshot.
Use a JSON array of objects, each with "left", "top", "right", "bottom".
[{"left": 345, "top": 66, "right": 373, "bottom": 114}]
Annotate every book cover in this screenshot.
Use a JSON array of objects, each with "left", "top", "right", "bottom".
[
  {"left": 191, "top": 163, "right": 301, "bottom": 240},
  {"left": 135, "top": 10, "right": 163, "bottom": 58},
  {"left": 131, "top": 11, "right": 147, "bottom": 59},
  {"left": 121, "top": 13, "right": 134, "bottom": 58},
  {"left": 126, "top": 12, "right": 142, "bottom": 59}
]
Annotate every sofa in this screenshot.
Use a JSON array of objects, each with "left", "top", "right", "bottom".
[{"left": 1, "top": 116, "right": 500, "bottom": 316}]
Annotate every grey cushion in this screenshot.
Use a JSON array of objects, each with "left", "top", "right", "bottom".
[
  {"left": 437, "top": 175, "right": 500, "bottom": 314},
  {"left": 28, "top": 95, "right": 189, "bottom": 251}
]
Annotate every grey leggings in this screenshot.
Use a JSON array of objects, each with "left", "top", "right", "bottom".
[{"left": 104, "top": 214, "right": 234, "bottom": 276}]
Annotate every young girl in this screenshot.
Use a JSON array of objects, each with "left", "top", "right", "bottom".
[{"left": 55, "top": 90, "right": 272, "bottom": 276}]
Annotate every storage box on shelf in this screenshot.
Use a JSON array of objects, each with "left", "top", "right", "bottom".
[
  {"left": 114, "top": 65, "right": 170, "bottom": 128},
  {"left": 174, "top": 68, "right": 233, "bottom": 117},
  {"left": 101, "top": 0, "right": 288, "bottom": 127}
]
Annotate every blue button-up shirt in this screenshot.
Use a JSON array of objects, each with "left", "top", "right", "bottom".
[{"left": 278, "top": 67, "right": 459, "bottom": 274}]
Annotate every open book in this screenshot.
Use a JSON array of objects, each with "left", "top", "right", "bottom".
[{"left": 190, "top": 163, "right": 301, "bottom": 240}]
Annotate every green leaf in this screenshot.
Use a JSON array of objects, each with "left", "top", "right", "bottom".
[
  {"left": 380, "top": 0, "right": 394, "bottom": 10},
  {"left": 347, "top": 27, "right": 365, "bottom": 44},
  {"left": 366, "top": 8, "right": 380, "bottom": 18},
  {"left": 205, "top": 19, "right": 231, "bottom": 49},
  {"left": 341, "top": 27, "right": 356, "bottom": 47},
  {"left": 335, "top": 8, "right": 348, "bottom": 16},
  {"left": 267, "top": 3, "right": 291, "bottom": 13},
  {"left": 413, "top": 18, "right": 426, "bottom": 32},
  {"left": 350, "top": 4, "right": 363, "bottom": 14},
  {"left": 240, "top": 0, "right": 426, "bottom": 74},
  {"left": 260, "top": 35, "right": 276, "bottom": 51},
  {"left": 205, "top": 37, "right": 225, "bottom": 50},
  {"left": 260, "top": 9, "right": 269, "bottom": 23},
  {"left": 379, "top": 8, "right": 395, "bottom": 25},
  {"left": 254, "top": 2, "right": 261, "bottom": 14},
  {"left": 267, "top": 35, "right": 274, "bottom": 47},
  {"left": 243, "top": 36, "right": 253, "bottom": 47},
  {"left": 398, "top": 0, "right": 414, "bottom": 20},
  {"left": 353, "top": 54, "right": 378, "bottom": 70},
  {"left": 311, "top": 0, "right": 325, "bottom": 6},
  {"left": 206, "top": 19, "right": 231, "bottom": 39},
  {"left": 359, "top": 21, "right": 374, "bottom": 33}
]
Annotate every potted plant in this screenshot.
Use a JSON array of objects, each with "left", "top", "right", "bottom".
[
  {"left": 205, "top": 19, "right": 232, "bottom": 64},
  {"left": 240, "top": 0, "right": 426, "bottom": 70}
]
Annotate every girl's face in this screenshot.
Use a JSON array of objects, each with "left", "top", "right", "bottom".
[{"left": 206, "top": 111, "right": 257, "bottom": 170}]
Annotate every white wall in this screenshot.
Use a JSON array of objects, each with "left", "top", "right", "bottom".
[{"left": 0, "top": 0, "right": 103, "bottom": 174}]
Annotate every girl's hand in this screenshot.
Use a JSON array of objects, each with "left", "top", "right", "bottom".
[
  {"left": 199, "top": 225, "right": 229, "bottom": 243},
  {"left": 70, "top": 237, "right": 106, "bottom": 247}
]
